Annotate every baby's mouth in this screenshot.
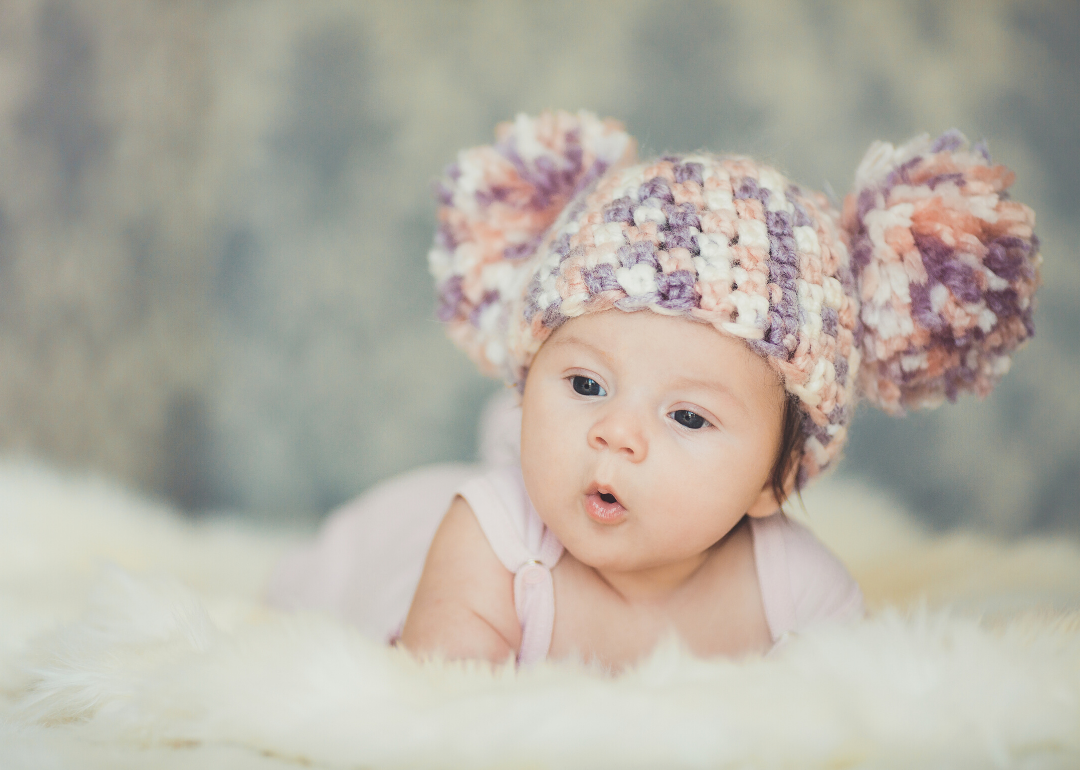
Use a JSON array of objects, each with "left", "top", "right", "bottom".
[{"left": 586, "top": 487, "right": 627, "bottom": 524}]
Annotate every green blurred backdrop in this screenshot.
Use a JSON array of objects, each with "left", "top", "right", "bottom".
[{"left": 0, "top": 0, "right": 1076, "bottom": 534}]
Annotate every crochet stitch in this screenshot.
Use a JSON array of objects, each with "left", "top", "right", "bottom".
[
  {"left": 430, "top": 111, "right": 1041, "bottom": 485},
  {"left": 845, "top": 131, "right": 1041, "bottom": 415}
]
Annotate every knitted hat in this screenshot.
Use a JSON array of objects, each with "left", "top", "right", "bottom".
[{"left": 430, "top": 111, "right": 1041, "bottom": 486}]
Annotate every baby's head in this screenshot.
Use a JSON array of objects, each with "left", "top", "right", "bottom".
[
  {"left": 517, "top": 308, "right": 793, "bottom": 572},
  {"left": 430, "top": 111, "right": 1041, "bottom": 504}
]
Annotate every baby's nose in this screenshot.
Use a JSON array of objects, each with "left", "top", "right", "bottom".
[{"left": 587, "top": 410, "right": 648, "bottom": 461}]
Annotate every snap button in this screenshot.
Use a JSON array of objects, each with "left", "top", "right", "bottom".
[{"left": 521, "top": 561, "right": 547, "bottom": 586}]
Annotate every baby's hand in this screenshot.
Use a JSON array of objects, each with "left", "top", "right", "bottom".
[{"left": 400, "top": 497, "right": 521, "bottom": 663}]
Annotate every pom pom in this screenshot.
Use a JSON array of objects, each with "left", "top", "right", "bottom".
[
  {"left": 429, "top": 111, "right": 636, "bottom": 376},
  {"left": 844, "top": 130, "right": 1041, "bottom": 414}
]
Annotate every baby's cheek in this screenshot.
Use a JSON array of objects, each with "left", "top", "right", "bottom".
[
  {"left": 664, "top": 453, "right": 754, "bottom": 525},
  {"left": 519, "top": 420, "right": 564, "bottom": 501}
]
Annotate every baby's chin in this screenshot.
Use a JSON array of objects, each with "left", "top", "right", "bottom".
[{"left": 555, "top": 529, "right": 670, "bottom": 575}]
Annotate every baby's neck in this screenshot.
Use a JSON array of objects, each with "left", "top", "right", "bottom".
[
  {"left": 546, "top": 517, "right": 770, "bottom": 666},
  {"left": 586, "top": 524, "right": 742, "bottom": 606},
  {"left": 593, "top": 557, "right": 709, "bottom": 604}
]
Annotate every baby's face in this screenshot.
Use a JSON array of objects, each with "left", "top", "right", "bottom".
[{"left": 520, "top": 310, "right": 786, "bottom": 576}]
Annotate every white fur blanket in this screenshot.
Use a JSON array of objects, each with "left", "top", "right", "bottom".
[{"left": 1, "top": 461, "right": 1078, "bottom": 769}]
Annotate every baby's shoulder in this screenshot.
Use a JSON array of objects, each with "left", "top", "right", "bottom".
[{"left": 748, "top": 513, "right": 864, "bottom": 643}]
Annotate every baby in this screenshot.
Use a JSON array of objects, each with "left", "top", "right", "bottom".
[{"left": 269, "top": 111, "right": 1040, "bottom": 668}]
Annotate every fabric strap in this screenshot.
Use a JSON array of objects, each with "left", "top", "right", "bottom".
[{"left": 458, "top": 468, "right": 563, "bottom": 665}]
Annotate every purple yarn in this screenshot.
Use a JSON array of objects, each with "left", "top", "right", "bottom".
[
  {"left": 603, "top": 196, "right": 636, "bottom": 224},
  {"left": 763, "top": 315, "right": 788, "bottom": 348},
  {"left": 766, "top": 209, "right": 793, "bottom": 235},
  {"left": 435, "top": 181, "right": 454, "bottom": 207},
  {"left": 787, "top": 188, "right": 814, "bottom": 228},
  {"left": 734, "top": 177, "right": 757, "bottom": 200},
  {"left": 531, "top": 155, "right": 563, "bottom": 201},
  {"left": 851, "top": 237, "right": 873, "bottom": 274},
  {"left": 915, "top": 233, "right": 980, "bottom": 303},
  {"left": 552, "top": 233, "right": 572, "bottom": 259},
  {"left": 776, "top": 310, "right": 800, "bottom": 340},
  {"left": 575, "top": 159, "right": 610, "bottom": 196},
  {"left": 821, "top": 306, "right": 838, "bottom": 337},
  {"left": 542, "top": 300, "right": 565, "bottom": 329},
  {"left": 985, "top": 236, "right": 1031, "bottom": 281},
  {"left": 885, "top": 156, "right": 922, "bottom": 190},
  {"left": 436, "top": 275, "right": 465, "bottom": 322},
  {"left": 618, "top": 241, "right": 660, "bottom": 271},
  {"left": 792, "top": 203, "right": 813, "bottom": 228},
  {"left": 769, "top": 238, "right": 799, "bottom": 269},
  {"left": 661, "top": 226, "right": 698, "bottom": 252},
  {"left": 673, "top": 161, "right": 704, "bottom": 186},
  {"left": 755, "top": 305, "right": 799, "bottom": 360},
  {"left": 582, "top": 264, "right": 621, "bottom": 294},
  {"left": 500, "top": 147, "right": 530, "bottom": 180},
  {"left": 944, "top": 363, "right": 975, "bottom": 402},
  {"left": 639, "top": 176, "right": 674, "bottom": 203},
  {"left": 984, "top": 288, "right": 1019, "bottom": 320},
  {"left": 763, "top": 200, "right": 802, "bottom": 355},
  {"left": 972, "top": 139, "right": 991, "bottom": 162},
  {"left": 663, "top": 202, "right": 702, "bottom": 230},
  {"left": 908, "top": 282, "right": 947, "bottom": 333},
  {"left": 770, "top": 232, "right": 800, "bottom": 260},
  {"left": 926, "top": 172, "right": 966, "bottom": 190},
  {"left": 930, "top": 129, "right": 965, "bottom": 154},
  {"left": 655, "top": 270, "right": 698, "bottom": 309},
  {"left": 560, "top": 245, "right": 585, "bottom": 264},
  {"left": 469, "top": 290, "right": 500, "bottom": 327},
  {"left": 435, "top": 222, "right": 457, "bottom": 251},
  {"left": 834, "top": 356, "right": 848, "bottom": 386},
  {"left": 1022, "top": 308, "right": 1036, "bottom": 338},
  {"left": 735, "top": 177, "right": 770, "bottom": 207},
  {"left": 771, "top": 263, "right": 799, "bottom": 285},
  {"left": 522, "top": 273, "right": 546, "bottom": 323},
  {"left": 560, "top": 195, "right": 591, "bottom": 234},
  {"left": 803, "top": 416, "right": 831, "bottom": 446},
  {"left": 852, "top": 319, "right": 865, "bottom": 348},
  {"left": 766, "top": 210, "right": 799, "bottom": 279},
  {"left": 564, "top": 128, "right": 583, "bottom": 171},
  {"left": 750, "top": 337, "right": 789, "bottom": 360},
  {"left": 856, "top": 187, "right": 879, "bottom": 223},
  {"left": 502, "top": 148, "right": 551, "bottom": 208},
  {"left": 506, "top": 232, "right": 547, "bottom": 261},
  {"left": 913, "top": 232, "right": 954, "bottom": 275},
  {"left": 475, "top": 186, "right": 511, "bottom": 207},
  {"left": 502, "top": 135, "right": 590, "bottom": 212}
]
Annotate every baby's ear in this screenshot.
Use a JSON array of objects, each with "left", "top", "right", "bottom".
[
  {"left": 745, "top": 457, "right": 799, "bottom": 519},
  {"left": 745, "top": 484, "right": 783, "bottom": 519}
]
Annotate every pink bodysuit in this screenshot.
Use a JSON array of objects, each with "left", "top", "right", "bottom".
[{"left": 268, "top": 462, "right": 864, "bottom": 664}]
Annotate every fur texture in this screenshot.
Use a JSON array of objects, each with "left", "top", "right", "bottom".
[{"left": 1, "top": 460, "right": 1078, "bottom": 768}]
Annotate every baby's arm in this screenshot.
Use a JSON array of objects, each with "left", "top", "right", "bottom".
[{"left": 400, "top": 496, "right": 522, "bottom": 662}]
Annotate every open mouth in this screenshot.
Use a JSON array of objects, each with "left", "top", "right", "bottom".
[{"left": 586, "top": 487, "right": 626, "bottom": 524}]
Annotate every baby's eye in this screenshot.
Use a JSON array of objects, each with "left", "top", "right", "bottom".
[
  {"left": 571, "top": 376, "right": 606, "bottom": 397},
  {"left": 670, "top": 409, "right": 710, "bottom": 429}
]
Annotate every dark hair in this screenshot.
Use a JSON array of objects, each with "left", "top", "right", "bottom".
[{"left": 770, "top": 394, "right": 806, "bottom": 512}]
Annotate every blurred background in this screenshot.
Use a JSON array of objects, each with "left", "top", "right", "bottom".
[{"left": 0, "top": 0, "right": 1075, "bottom": 535}]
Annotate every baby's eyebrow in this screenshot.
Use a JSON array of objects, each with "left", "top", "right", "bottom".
[
  {"left": 668, "top": 375, "right": 749, "bottom": 414},
  {"left": 544, "top": 333, "right": 611, "bottom": 363}
]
